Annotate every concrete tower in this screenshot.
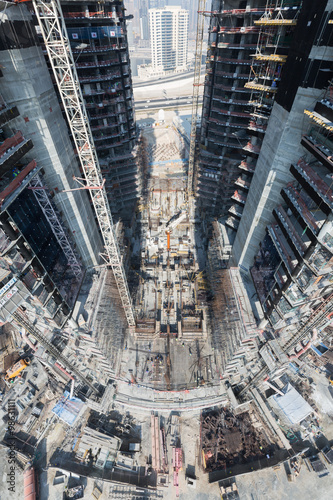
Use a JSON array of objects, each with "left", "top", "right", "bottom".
[
  {"left": 149, "top": 6, "right": 189, "bottom": 73},
  {"left": 232, "top": 0, "right": 333, "bottom": 271},
  {"left": 60, "top": 0, "right": 139, "bottom": 220}
]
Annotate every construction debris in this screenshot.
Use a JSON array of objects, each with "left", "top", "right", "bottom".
[{"left": 201, "top": 407, "right": 275, "bottom": 473}]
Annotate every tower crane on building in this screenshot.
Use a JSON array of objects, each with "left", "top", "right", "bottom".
[
  {"left": 187, "top": 0, "right": 206, "bottom": 203},
  {"left": 27, "top": 0, "right": 135, "bottom": 329}
]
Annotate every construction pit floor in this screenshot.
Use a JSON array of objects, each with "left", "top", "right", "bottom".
[
  {"left": 71, "top": 122, "right": 255, "bottom": 406},
  {"left": 119, "top": 125, "right": 218, "bottom": 394}
]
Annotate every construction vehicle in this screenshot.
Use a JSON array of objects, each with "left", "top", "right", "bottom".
[
  {"left": 5, "top": 358, "right": 30, "bottom": 381},
  {"left": 328, "top": 373, "right": 333, "bottom": 386}
]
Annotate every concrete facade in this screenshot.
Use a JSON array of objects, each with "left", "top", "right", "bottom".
[{"left": 232, "top": 87, "right": 324, "bottom": 271}]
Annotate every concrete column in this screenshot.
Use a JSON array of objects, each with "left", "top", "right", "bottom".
[{"left": 232, "top": 87, "right": 324, "bottom": 272}]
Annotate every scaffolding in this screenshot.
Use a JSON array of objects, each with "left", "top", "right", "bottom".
[
  {"left": 29, "top": 174, "right": 83, "bottom": 280},
  {"left": 245, "top": 0, "right": 301, "bottom": 114},
  {"left": 32, "top": 0, "right": 135, "bottom": 328}
]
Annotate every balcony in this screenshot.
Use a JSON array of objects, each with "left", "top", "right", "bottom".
[
  {"left": 199, "top": 169, "right": 219, "bottom": 183},
  {"left": 197, "top": 183, "right": 217, "bottom": 197},
  {"left": 238, "top": 160, "right": 255, "bottom": 174},
  {"left": 94, "top": 130, "right": 122, "bottom": 142},
  {"left": 235, "top": 177, "right": 251, "bottom": 190},
  {"left": 0, "top": 132, "right": 33, "bottom": 174},
  {"left": 219, "top": 7, "right": 268, "bottom": 16},
  {"left": 89, "top": 110, "right": 120, "bottom": 120},
  {"left": 72, "top": 43, "right": 127, "bottom": 55},
  {"left": 208, "top": 117, "right": 248, "bottom": 130},
  {"left": 267, "top": 224, "right": 298, "bottom": 276},
  {"left": 211, "top": 106, "right": 250, "bottom": 119},
  {"left": 63, "top": 11, "right": 121, "bottom": 20},
  {"left": 96, "top": 135, "right": 135, "bottom": 151},
  {"left": 91, "top": 121, "right": 121, "bottom": 132},
  {"left": 273, "top": 205, "right": 308, "bottom": 259},
  {"left": 212, "top": 70, "right": 249, "bottom": 79},
  {"left": 78, "top": 71, "right": 121, "bottom": 84},
  {"left": 216, "top": 42, "right": 257, "bottom": 50},
  {"left": 281, "top": 185, "right": 320, "bottom": 237},
  {"left": 85, "top": 95, "right": 125, "bottom": 108},
  {"left": 291, "top": 160, "right": 333, "bottom": 214},
  {"left": 231, "top": 190, "right": 247, "bottom": 205},
  {"left": 243, "top": 141, "right": 261, "bottom": 155},
  {"left": 301, "top": 135, "right": 333, "bottom": 173},
  {"left": 225, "top": 216, "right": 239, "bottom": 231},
  {"left": 212, "top": 96, "right": 253, "bottom": 107},
  {"left": 228, "top": 205, "right": 243, "bottom": 219},
  {"left": 108, "top": 152, "right": 136, "bottom": 163},
  {"left": 214, "top": 56, "right": 254, "bottom": 66},
  {"left": 76, "top": 58, "right": 120, "bottom": 69},
  {"left": 218, "top": 26, "right": 260, "bottom": 34},
  {"left": 204, "top": 80, "right": 251, "bottom": 94},
  {"left": 248, "top": 120, "right": 267, "bottom": 133},
  {"left": 208, "top": 137, "right": 244, "bottom": 150}
]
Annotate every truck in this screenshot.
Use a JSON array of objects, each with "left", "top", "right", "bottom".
[{"left": 5, "top": 358, "right": 30, "bottom": 381}]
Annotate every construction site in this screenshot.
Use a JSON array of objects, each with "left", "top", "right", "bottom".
[
  {"left": 1, "top": 0, "right": 333, "bottom": 499},
  {"left": 201, "top": 406, "right": 279, "bottom": 475}
]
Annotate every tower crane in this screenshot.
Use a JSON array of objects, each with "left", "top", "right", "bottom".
[
  {"left": 29, "top": 0, "right": 135, "bottom": 329},
  {"left": 187, "top": 0, "right": 206, "bottom": 201}
]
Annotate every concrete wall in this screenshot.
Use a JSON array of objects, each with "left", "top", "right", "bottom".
[
  {"left": 232, "top": 86, "right": 324, "bottom": 272},
  {"left": 0, "top": 4, "right": 102, "bottom": 268}
]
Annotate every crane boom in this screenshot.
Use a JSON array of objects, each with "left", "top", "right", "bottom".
[
  {"left": 13, "top": 311, "right": 98, "bottom": 393},
  {"left": 187, "top": 0, "right": 206, "bottom": 198},
  {"left": 32, "top": 0, "right": 135, "bottom": 328}
]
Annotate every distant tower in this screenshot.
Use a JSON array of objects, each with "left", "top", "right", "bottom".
[
  {"left": 139, "top": 0, "right": 150, "bottom": 40},
  {"left": 149, "top": 6, "right": 189, "bottom": 73}
]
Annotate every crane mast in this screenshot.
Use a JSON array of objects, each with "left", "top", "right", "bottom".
[
  {"left": 187, "top": 0, "right": 206, "bottom": 200},
  {"left": 32, "top": 0, "right": 136, "bottom": 328}
]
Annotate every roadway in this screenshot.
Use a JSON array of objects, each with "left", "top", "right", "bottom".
[
  {"left": 133, "top": 69, "right": 198, "bottom": 88},
  {"left": 135, "top": 95, "right": 203, "bottom": 111},
  {"left": 133, "top": 72, "right": 205, "bottom": 102}
]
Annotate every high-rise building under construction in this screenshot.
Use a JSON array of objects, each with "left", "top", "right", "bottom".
[
  {"left": 60, "top": 0, "right": 139, "bottom": 219},
  {"left": 197, "top": 0, "right": 332, "bottom": 227},
  {"left": 0, "top": 0, "right": 106, "bottom": 336},
  {"left": 195, "top": 0, "right": 333, "bottom": 358}
]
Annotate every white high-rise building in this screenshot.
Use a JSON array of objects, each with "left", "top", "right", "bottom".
[{"left": 149, "top": 6, "right": 189, "bottom": 73}]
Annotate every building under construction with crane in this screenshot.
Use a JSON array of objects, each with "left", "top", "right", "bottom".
[
  {"left": 0, "top": 0, "right": 333, "bottom": 484},
  {"left": 1, "top": 0, "right": 333, "bottom": 496},
  {"left": 0, "top": 0, "right": 332, "bottom": 393}
]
